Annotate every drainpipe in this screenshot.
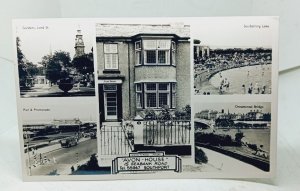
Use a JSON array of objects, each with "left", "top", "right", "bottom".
[{"left": 128, "top": 42, "right": 131, "bottom": 117}]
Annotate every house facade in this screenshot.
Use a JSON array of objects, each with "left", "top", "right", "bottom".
[{"left": 96, "top": 24, "right": 191, "bottom": 122}]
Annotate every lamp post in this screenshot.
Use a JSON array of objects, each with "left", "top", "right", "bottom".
[{"left": 26, "top": 133, "right": 31, "bottom": 176}]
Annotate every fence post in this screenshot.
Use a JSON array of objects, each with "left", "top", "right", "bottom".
[{"left": 133, "top": 115, "right": 144, "bottom": 145}]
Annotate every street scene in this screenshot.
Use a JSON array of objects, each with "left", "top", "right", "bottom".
[
  {"left": 193, "top": 102, "right": 271, "bottom": 172},
  {"left": 21, "top": 98, "right": 110, "bottom": 175},
  {"left": 22, "top": 118, "right": 110, "bottom": 175},
  {"left": 16, "top": 22, "right": 95, "bottom": 97}
]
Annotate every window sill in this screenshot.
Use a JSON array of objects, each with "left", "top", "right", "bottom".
[
  {"left": 137, "top": 108, "right": 176, "bottom": 110},
  {"left": 103, "top": 70, "right": 120, "bottom": 74},
  {"left": 135, "top": 64, "right": 176, "bottom": 67}
]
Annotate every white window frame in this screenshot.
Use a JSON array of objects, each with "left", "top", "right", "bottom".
[
  {"left": 171, "top": 83, "right": 176, "bottom": 108},
  {"left": 136, "top": 83, "right": 142, "bottom": 108},
  {"left": 135, "top": 83, "right": 176, "bottom": 109},
  {"left": 104, "top": 43, "right": 119, "bottom": 70},
  {"left": 135, "top": 41, "right": 142, "bottom": 65},
  {"left": 171, "top": 41, "right": 176, "bottom": 66},
  {"left": 143, "top": 40, "right": 171, "bottom": 65},
  {"left": 144, "top": 83, "right": 170, "bottom": 108}
]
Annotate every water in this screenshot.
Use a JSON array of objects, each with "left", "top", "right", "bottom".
[
  {"left": 209, "top": 64, "right": 271, "bottom": 94},
  {"left": 214, "top": 128, "right": 270, "bottom": 151}
]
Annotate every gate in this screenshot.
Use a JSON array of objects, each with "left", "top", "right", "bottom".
[
  {"left": 144, "top": 120, "right": 191, "bottom": 145},
  {"left": 99, "top": 125, "right": 133, "bottom": 155}
]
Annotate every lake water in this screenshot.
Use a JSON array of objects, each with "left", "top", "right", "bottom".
[
  {"left": 209, "top": 64, "right": 271, "bottom": 94},
  {"left": 214, "top": 128, "right": 270, "bottom": 151}
]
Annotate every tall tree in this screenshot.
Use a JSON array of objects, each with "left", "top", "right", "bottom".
[
  {"left": 43, "top": 51, "right": 72, "bottom": 84},
  {"left": 16, "top": 37, "right": 27, "bottom": 86},
  {"left": 72, "top": 53, "right": 94, "bottom": 75}
]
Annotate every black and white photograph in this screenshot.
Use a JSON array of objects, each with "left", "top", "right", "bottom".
[
  {"left": 193, "top": 19, "right": 273, "bottom": 95},
  {"left": 21, "top": 99, "right": 110, "bottom": 176},
  {"left": 95, "top": 22, "right": 193, "bottom": 172},
  {"left": 193, "top": 102, "right": 271, "bottom": 173},
  {"left": 11, "top": 17, "right": 278, "bottom": 180},
  {"left": 15, "top": 21, "right": 95, "bottom": 97}
]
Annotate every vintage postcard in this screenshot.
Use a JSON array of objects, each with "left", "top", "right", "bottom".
[{"left": 12, "top": 17, "right": 278, "bottom": 181}]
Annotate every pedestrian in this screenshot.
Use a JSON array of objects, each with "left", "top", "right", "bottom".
[
  {"left": 261, "top": 85, "right": 266, "bottom": 94},
  {"left": 242, "top": 84, "right": 246, "bottom": 94},
  {"left": 248, "top": 83, "right": 253, "bottom": 94},
  {"left": 39, "top": 153, "right": 42, "bottom": 165},
  {"left": 219, "top": 85, "right": 224, "bottom": 94},
  {"left": 77, "top": 81, "right": 80, "bottom": 91},
  {"left": 43, "top": 156, "right": 48, "bottom": 164}
]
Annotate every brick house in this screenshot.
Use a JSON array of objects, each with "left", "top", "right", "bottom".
[{"left": 96, "top": 23, "right": 191, "bottom": 122}]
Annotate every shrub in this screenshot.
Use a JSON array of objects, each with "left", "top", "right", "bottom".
[
  {"left": 144, "top": 108, "right": 157, "bottom": 120},
  {"left": 247, "top": 143, "right": 258, "bottom": 151},
  {"left": 195, "top": 147, "right": 208, "bottom": 164},
  {"left": 158, "top": 105, "right": 172, "bottom": 120},
  {"left": 195, "top": 132, "right": 240, "bottom": 146},
  {"left": 174, "top": 105, "right": 191, "bottom": 120},
  {"left": 235, "top": 132, "right": 244, "bottom": 146},
  {"left": 77, "top": 154, "right": 100, "bottom": 171}
]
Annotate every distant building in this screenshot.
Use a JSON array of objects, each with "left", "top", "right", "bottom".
[
  {"left": 196, "top": 110, "right": 209, "bottom": 119},
  {"left": 33, "top": 75, "right": 50, "bottom": 88}
]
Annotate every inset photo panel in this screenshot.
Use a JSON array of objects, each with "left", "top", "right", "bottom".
[
  {"left": 14, "top": 20, "right": 96, "bottom": 98},
  {"left": 193, "top": 102, "right": 272, "bottom": 174},
  {"left": 193, "top": 18, "right": 274, "bottom": 95},
  {"left": 95, "top": 22, "right": 192, "bottom": 172},
  {"left": 20, "top": 98, "right": 108, "bottom": 176}
]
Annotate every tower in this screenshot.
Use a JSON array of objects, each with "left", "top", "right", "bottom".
[{"left": 74, "top": 29, "right": 85, "bottom": 58}]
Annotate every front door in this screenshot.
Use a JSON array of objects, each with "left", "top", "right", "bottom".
[{"left": 104, "top": 92, "right": 118, "bottom": 120}]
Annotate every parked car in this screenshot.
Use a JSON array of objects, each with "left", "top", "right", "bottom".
[{"left": 90, "top": 132, "right": 96, "bottom": 139}]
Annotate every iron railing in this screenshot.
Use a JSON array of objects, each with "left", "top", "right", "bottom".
[
  {"left": 144, "top": 120, "right": 191, "bottom": 145},
  {"left": 99, "top": 125, "right": 132, "bottom": 155}
]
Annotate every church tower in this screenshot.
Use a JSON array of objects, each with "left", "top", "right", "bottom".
[{"left": 74, "top": 29, "right": 85, "bottom": 58}]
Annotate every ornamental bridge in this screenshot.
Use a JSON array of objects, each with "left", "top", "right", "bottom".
[{"left": 194, "top": 118, "right": 214, "bottom": 130}]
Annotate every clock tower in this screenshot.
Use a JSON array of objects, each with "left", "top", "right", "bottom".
[{"left": 74, "top": 29, "right": 85, "bottom": 58}]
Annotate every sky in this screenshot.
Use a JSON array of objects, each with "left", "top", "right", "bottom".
[
  {"left": 190, "top": 17, "right": 274, "bottom": 49},
  {"left": 15, "top": 20, "right": 94, "bottom": 66},
  {"left": 194, "top": 102, "right": 271, "bottom": 114},
  {"left": 21, "top": 98, "right": 97, "bottom": 123}
]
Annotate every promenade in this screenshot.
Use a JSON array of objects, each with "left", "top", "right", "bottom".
[{"left": 183, "top": 147, "right": 264, "bottom": 173}]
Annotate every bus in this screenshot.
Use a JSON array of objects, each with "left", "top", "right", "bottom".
[{"left": 60, "top": 137, "right": 78, "bottom": 148}]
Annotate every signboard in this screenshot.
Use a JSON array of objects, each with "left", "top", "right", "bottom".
[
  {"left": 99, "top": 79, "right": 122, "bottom": 84},
  {"left": 112, "top": 151, "right": 182, "bottom": 174}
]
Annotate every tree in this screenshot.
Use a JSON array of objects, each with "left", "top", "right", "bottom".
[
  {"left": 43, "top": 51, "right": 72, "bottom": 84},
  {"left": 235, "top": 132, "right": 244, "bottom": 146},
  {"left": 26, "top": 62, "right": 39, "bottom": 77},
  {"left": 72, "top": 53, "right": 94, "bottom": 75},
  {"left": 16, "top": 37, "right": 27, "bottom": 86},
  {"left": 76, "top": 154, "right": 100, "bottom": 171},
  {"left": 16, "top": 37, "right": 39, "bottom": 87},
  {"left": 44, "top": 56, "right": 62, "bottom": 84},
  {"left": 195, "top": 147, "right": 208, "bottom": 164}
]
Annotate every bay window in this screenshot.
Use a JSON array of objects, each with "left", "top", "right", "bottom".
[
  {"left": 136, "top": 83, "right": 143, "bottom": 108},
  {"left": 135, "top": 41, "right": 142, "bottom": 65},
  {"left": 135, "top": 39, "right": 176, "bottom": 65},
  {"left": 136, "top": 82, "right": 176, "bottom": 109}
]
